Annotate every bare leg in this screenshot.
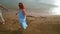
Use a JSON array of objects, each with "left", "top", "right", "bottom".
[{"left": 0, "top": 13, "right": 5, "bottom": 24}]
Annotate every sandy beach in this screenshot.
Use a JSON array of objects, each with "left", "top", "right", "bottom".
[{"left": 0, "top": 10, "right": 60, "bottom": 34}]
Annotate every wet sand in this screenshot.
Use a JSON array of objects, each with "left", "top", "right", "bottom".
[{"left": 0, "top": 10, "right": 60, "bottom": 34}]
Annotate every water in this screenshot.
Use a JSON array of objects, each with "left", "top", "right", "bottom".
[
  {"left": 26, "top": 4, "right": 60, "bottom": 16},
  {"left": 7, "top": 4, "right": 60, "bottom": 16}
]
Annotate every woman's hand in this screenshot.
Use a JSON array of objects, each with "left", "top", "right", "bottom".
[
  {"left": 22, "top": 9, "right": 27, "bottom": 16},
  {"left": 16, "top": 12, "right": 18, "bottom": 15}
]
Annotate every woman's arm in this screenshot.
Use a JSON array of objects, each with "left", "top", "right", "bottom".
[
  {"left": 16, "top": 11, "right": 19, "bottom": 15},
  {"left": 22, "top": 9, "right": 27, "bottom": 16}
]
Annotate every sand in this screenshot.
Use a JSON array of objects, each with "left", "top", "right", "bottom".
[{"left": 0, "top": 10, "right": 60, "bottom": 34}]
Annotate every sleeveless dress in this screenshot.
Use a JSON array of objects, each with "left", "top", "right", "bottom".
[{"left": 18, "top": 9, "right": 27, "bottom": 30}]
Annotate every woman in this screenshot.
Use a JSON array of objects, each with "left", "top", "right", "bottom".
[{"left": 16, "top": 2, "right": 27, "bottom": 30}]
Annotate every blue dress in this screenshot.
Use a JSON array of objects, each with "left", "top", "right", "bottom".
[{"left": 18, "top": 9, "right": 27, "bottom": 30}]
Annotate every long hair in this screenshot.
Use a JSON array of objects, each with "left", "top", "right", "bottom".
[{"left": 19, "top": 2, "right": 25, "bottom": 9}]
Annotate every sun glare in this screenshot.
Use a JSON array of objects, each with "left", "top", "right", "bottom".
[
  {"left": 51, "top": 0, "right": 60, "bottom": 15},
  {"left": 51, "top": 7, "right": 60, "bottom": 15}
]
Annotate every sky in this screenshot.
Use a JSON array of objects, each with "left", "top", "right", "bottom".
[
  {"left": 0, "top": 0, "right": 60, "bottom": 15},
  {"left": 0, "top": 0, "right": 60, "bottom": 9}
]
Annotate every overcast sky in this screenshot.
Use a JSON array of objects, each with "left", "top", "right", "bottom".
[
  {"left": 0, "top": 0, "right": 60, "bottom": 9},
  {"left": 0, "top": 0, "right": 60, "bottom": 15}
]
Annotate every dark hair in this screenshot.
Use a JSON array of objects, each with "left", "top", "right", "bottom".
[
  {"left": 19, "top": 2, "right": 25, "bottom": 9},
  {"left": 19, "top": 2, "right": 23, "bottom": 6}
]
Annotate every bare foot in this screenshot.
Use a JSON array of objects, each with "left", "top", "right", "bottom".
[
  {"left": 19, "top": 26, "right": 21, "bottom": 29},
  {"left": 2, "top": 21, "right": 5, "bottom": 24}
]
